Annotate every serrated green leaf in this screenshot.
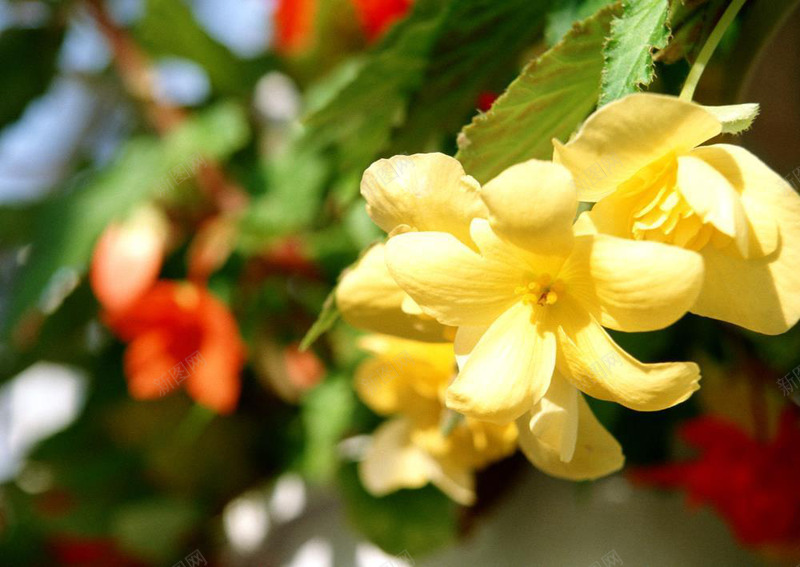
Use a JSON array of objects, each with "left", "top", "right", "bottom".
[
  {"left": 655, "top": 0, "right": 727, "bottom": 64},
  {"left": 303, "top": 0, "right": 553, "bottom": 182},
  {"left": 545, "top": 0, "right": 616, "bottom": 46},
  {"left": 455, "top": 3, "right": 620, "bottom": 183},
  {"left": 599, "top": 0, "right": 670, "bottom": 106},
  {"left": 4, "top": 103, "right": 249, "bottom": 336},
  {"left": 390, "top": 0, "right": 551, "bottom": 152},
  {"left": 300, "top": 288, "right": 339, "bottom": 351}
]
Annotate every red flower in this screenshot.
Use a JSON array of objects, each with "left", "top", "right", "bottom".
[
  {"left": 633, "top": 410, "right": 800, "bottom": 548},
  {"left": 477, "top": 91, "right": 499, "bottom": 112},
  {"left": 107, "top": 281, "right": 246, "bottom": 414},
  {"left": 50, "top": 535, "right": 148, "bottom": 567},
  {"left": 274, "top": 0, "right": 317, "bottom": 54},
  {"left": 351, "top": 0, "right": 412, "bottom": 42}
]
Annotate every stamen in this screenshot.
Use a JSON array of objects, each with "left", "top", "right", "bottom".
[{"left": 517, "top": 274, "right": 565, "bottom": 308}]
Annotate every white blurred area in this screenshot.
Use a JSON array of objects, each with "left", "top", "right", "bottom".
[
  {"left": 225, "top": 471, "right": 762, "bottom": 567},
  {"left": 0, "top": 363, "right": 88, "bottom": 483},
  {"left": 222, "top": 473, "right": 418, "bottom": 567}
]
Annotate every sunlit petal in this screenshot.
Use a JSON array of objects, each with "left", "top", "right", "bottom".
[
  {"left": 554, "top": 93, "right": 721, "bottom": 201},
  {"left": 446, "top": 301, "right": 555, "bottom": 424}
]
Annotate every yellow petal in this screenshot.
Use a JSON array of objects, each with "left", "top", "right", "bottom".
[
  {"left": 557, "top": 304, "right": 701, "bottom": 411},
  {"left": 427, "top": 455, "right": 476, "bottom": 506},
  {"left": 360, "top": 418, "right": 477, "bottom": 505},
  {"left": 553, "top": 93, "right": 721, "bottom": 201},
  {"left": 559, "top": 234, "right": 704, "bottom": 332},
  {"left": 446, "top": 301, "right": 555, "bottom": 424},
  {"left": 361, "top": 153, "right": 486, "bottom": 244},
  {"left": 676, "top": 154, "right": 749, "bottom": 254},
  {"left": 480, "top": 159, "right": 576, "bottom": 255},
  {"left": 336, "top": 244, "right": 450, "bottom": 341},
  {"left": 517, "top": 392, "right": 623, "bottom": 481},
  {"left": 385, "top": 231, "right": 520, "bottom": 326},
  {"left": 527, "top": 373, "right": 579, "bottom": 462},
  {"left": 469, "top": 218, "right": 565, "bottom": 277},
  {"left": 691, "top": 144, "right": 780, "bottom": 257},
  {"left": 453, "top": 325, "right": 487, "bottom": 370},
  {"left": 355, "top": 335, "right": 455, "bottom": 413},
  {"left": 359, "top": 418, "right": 441, "bottom": 496},
  {"left": 687, "top": 145, "right": 800, "bottom": 334}
]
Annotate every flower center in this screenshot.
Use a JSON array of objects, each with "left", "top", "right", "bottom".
[
  {"left": 622, "top": 153, "right": 725, "bottom": 251},
  {"left": 515, "top": 273, "right": 565, "bottom": 307}
]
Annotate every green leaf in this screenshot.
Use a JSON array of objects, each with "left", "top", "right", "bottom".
[
  {"left": 300, "top": 288, "right": 340, "bottom": 351},
  {"left": 303, "top": 0, "right": 553, "bottom": 181},
  {"left": 655, "top": 0, "right": 727, "bottom": 64},
  {"left": 545, "top": 0, "right": 615, "bottom": 46},
  {"left": 0, "top": 202, "right": 41, "bottom": 247},
  {"left": 338, "top": 462, "right": 458, "bottom": 557},
  {"left": 455, "top": 3, "right": 620, "bottom": 183},
  {"left": 3, "top": 103, "right": 249, "bottom": 336},
  {"left": 599, "top": 0, "right": 670, "bottom": 106},
  {"left": 111, "top": 498, "right": 201, "bottom": 563},
  {"left": 390, "top": 0, "right": 551, "bottom": 152},
  {"left": 238, "top": 143, "right": 330, "bottom": 247},
  {"left": 303, "top": 0, "right": 447, "bottom": 174},
  {"left": 299, "top": 374, "right": 354, "bottom": 482},
  {"left": 0, "top": 27, "right": 63, "bottom": 129},
  {"left": 135, "top": 0, "right": 267, "bottom": 95}
]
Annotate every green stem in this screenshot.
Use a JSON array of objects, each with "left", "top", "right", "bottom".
[
  {"left": 679, "top": 0, "right": 748, "bottom": 101},
  {"left": 174, "top": 403, "right": 216, "bottom": 444}
]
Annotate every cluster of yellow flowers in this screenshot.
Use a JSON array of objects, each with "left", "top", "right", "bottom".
[{"left": 336, "top": 93, "right": 800, "bottom": 503}]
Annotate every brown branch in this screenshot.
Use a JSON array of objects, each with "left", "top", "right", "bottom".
[{"left": 85, "top": 0, "right": 249, "bottom": 212}]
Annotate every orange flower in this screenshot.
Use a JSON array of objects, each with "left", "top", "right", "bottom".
[
  {"left": 352, "top": 0, "right": 412, "bottom": 42},
  {"left": 90, "top": 207, "right": 167, "bottom": 313},
  {"left": 274, "top": 0, "right": 317, "bottom": 54},
  {"left": 107, "top": 281, "right": 246, "bottom": 414}
]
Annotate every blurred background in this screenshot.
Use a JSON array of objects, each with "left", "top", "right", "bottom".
[{"left": 0, "top": 0, "right": 799, "bottom": 565}]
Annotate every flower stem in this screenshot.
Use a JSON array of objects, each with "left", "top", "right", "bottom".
[{"left": 679, "top": 0, "right": 748, "bottom": 101}]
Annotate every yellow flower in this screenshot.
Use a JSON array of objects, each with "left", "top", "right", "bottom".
[
  {"left": 554, "top": 93, "right": 800, "bottom": 335},
  {"left": 351, "top": 152, "right": 703, "bottom": 480},
  {"left": 337, "top": 243, "right": 451, "bottom": 342},
  {"left": 336, "top": 153, "right": 485, "bottom": 342},
  {"left": 378, "top": 153, "right": 703, "bottom": 417},
  {"left": 355, "top": 335, "right": 516, "bottom": 505}
]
